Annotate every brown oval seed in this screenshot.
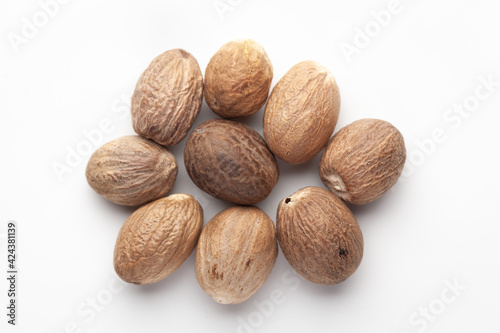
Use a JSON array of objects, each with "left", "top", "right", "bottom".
[
  {"left": 205, "top": 39, "right": 273, "bottom": 118},
  {"left": 195, "top": 206, "right": 278, "bottom": 304},
  {"left": 277, "top": 186, "right": 363, "bottom": 285},
  {"left": 319, "top": 118, "right": 406, "bottom": 205},
  {"left": 132, "top": 49, "right": 204, "bottom": 146},
  {"left": 114, "top": 194, "right": 203, "bottom": 285},
  {"left": 184, "top": 119, "right": 279, "bottom": 205},
  {"left": 85, "top": 135, "right": 177, "bottom": 206},
  {"left": 264, "top": 60, "right": 340, "bottom": 164}
]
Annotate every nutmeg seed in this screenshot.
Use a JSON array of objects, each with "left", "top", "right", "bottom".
[
  {"left": 319, "top": 118, "right": 406, "bottom": 205},
  {"left": 195, "top": 206, "right": 278, "bottom": 304},
  {"left": 264, "top": 60, "right": 340, "bottom": 164},
  {"left": 131, "top": 49, "right": 204, "bottom": 146},
  {"left": 114, "top": 194, "right": 203, "bottom": 285},
  {"left": 184, "top": 119, "right": 279, "bottom": 205},
  {"left": 277, "top": 186, "right": 363, "bottom": 285},
  {"left": 85, "top": 135, "right": 177, "bottom": 206},
  {"left": 205, "top": 39, "right": 273, "bottom": 118}
]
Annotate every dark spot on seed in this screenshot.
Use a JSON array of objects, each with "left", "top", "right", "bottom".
[
  {"left": 285, "top": 198, "right": 291, "bottom": 204},
  {"left": 245, "top": 259, "right": 251, "bottom": 268},
  {"left": 211, "top": 264, "right": 222, "bottom": 280},
  {"left": 216, "top": 153, "right": 240, "bottom": 178},
  {"left": 339, "top": 249, "right": 348, "bottom": 257}
]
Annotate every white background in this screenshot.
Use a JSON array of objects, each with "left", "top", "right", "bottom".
[{"left": 1, "top": 0, "right": 500, "bottom": 332}]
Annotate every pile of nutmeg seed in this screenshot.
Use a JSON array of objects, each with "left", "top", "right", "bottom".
[{"left": 86, "top": 39, "right": 406, "bottom": 304}]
